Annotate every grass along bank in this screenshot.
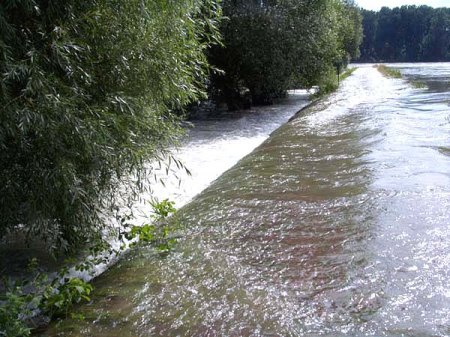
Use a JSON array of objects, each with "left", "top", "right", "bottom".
[
  {"left": 340, "top": 67, "right": 357, "bottom": 82},
  {"left": 313, "top": 67, "right": 357, "bottom": 99},
  {"left": 376, "top": 64, "right": 427, "bottom": 89},
  {"left": 376, "top": 64, "right": 402, "bottom": 78}
]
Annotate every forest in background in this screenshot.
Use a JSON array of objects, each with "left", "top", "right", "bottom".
[{"left": 358, "top": 5, "right": 450, "bottom": 62}]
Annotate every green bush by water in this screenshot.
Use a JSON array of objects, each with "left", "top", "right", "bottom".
[
  {"left": 0, "top": 199, "right": 180, "bottom": 336},
  {"left": 0, "top": 263, "right": 92, "bottom": 337},
  {"left": 209, "top": 0, "right": 363, "bottom": 109},
  {"left": 312, "top": 67, "right": 356, "bottom": 99}
]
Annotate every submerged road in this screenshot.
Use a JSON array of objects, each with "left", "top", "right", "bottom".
[{"left": 46, "top": 64, "right": 450, "bottom": 337}]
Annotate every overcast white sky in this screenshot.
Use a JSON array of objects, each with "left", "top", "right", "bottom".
[{"left": 356, "top": 0, "right": 450, "bottom": 11}]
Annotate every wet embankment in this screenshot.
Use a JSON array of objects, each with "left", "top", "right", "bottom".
[{"left": 44, "top": 64, "right": 450, "bottom": 336}]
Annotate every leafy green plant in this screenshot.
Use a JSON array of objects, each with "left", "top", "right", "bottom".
[
  {"left": 41, "top": 278, "right": 93, "bottom": 318},
  {"left": 0, "top": 286, "right": 33, "bottom": 337},
  {"left": 1, "top": 261, "right": 93, "bottom": 336},
  {"left": 0, "top": 199, "right": 180, "bottom": 335},
  {"left": 125, "top": 199, "right": 180, "bottom": 253},
  {"left": 150, "top": 199, "right": 177, "bottom": 219}
]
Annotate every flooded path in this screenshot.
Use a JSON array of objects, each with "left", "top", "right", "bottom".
[
  {"left": 44, "top": 64, "right": 450, "bottom": 336},
  {"left": 0, "top": 91, "right": 309, "bottom": 278},
  {"left": 131, "top": 91, "right": 310, "bottom": 222}
]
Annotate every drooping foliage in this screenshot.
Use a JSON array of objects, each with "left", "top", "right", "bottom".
[
  {"left": 208, "top": 0, "right": 363, "bottom": 109},
  {"left": 338, "top": 1, "right": 363, "bottom": 62},
  {"left": 0, "top": 0, "right": 222, "bottom": 253},
  {"left": 358, "top": 5, "right": 450, "bottom": 62}
]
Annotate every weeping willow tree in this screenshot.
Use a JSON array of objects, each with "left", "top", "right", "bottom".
[
  {"left": 0, "top": 0, "right": 222, "bottom": 253},
  {"left": 209, "top": 0, "right": 362, "bottom": 108}
]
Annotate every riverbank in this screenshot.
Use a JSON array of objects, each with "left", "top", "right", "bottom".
[
  {"left": 40, "top": 63, "right": 450, "bottom": 336},
  {"left": 2, "top": 65, "right": 366, "bottom": 335},
  {"left": 1, "top": 90, "right": 313, "bottom": 335},
  {"left": 1, "top": 90, "right": 311, "bottom": 276}
]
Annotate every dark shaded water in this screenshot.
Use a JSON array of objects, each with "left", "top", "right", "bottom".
[{"left": 44, "top": 64, "right": 450, "bottom": 336}]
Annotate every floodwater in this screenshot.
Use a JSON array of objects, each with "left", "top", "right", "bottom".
[
  {"left": 43, "top": 63, "right": 450, "bottom": 336},
  {"left": 134, "top": 90, "right": 311, "bottom": 218},
  {"left": 0, "top": 91, "right": 309, "bottom": 279}
]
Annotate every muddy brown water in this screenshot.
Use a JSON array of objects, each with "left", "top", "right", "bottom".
[{"left": 43, "top": 64, "right": 450, "bottom": 336}]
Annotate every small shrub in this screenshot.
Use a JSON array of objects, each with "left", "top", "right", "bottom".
[
  {"left": 41, "top": 278, "right": 93, "bottom": 319},
  {"left": 0, "top": 286, "right": 33, "bottom": 337},
  {"left": 0, "top": 272, "right": 92, "bottom": 336},
  {"left": 312, "top": 69, "right": 339, "bottom": 99},
  {"left": 125, "top": 199, "right": 180, "bottom": 253}
]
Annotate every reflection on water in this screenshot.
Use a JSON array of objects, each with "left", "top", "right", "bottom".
[{"left": 44, "top": 64, "right": 450, "bottom": 336}]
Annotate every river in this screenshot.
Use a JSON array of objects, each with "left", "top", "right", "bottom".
[{"left": 43, "top": 63, "right": 450, "bottom": 336}]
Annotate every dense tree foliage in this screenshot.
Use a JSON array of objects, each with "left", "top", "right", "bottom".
[
  {"left": 0, "top": 0, "right": 221, "bottom": 253},
  {"left": 209, "top": 0, "right": 363, "bottom": 109},
  {"left": 358, "top": 6, "right": 450, "bottom": 62}
]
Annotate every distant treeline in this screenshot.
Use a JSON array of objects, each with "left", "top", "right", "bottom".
[{"left": 358, "top": 6, "right": 450, "bottom": 62}]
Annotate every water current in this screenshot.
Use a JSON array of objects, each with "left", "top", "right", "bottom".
[
  {"left": 43, "top": 64, "right": 450, "bottom": 336},
  {"left": 134, "top": 90, "right": 310, "bottom": 218}
]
